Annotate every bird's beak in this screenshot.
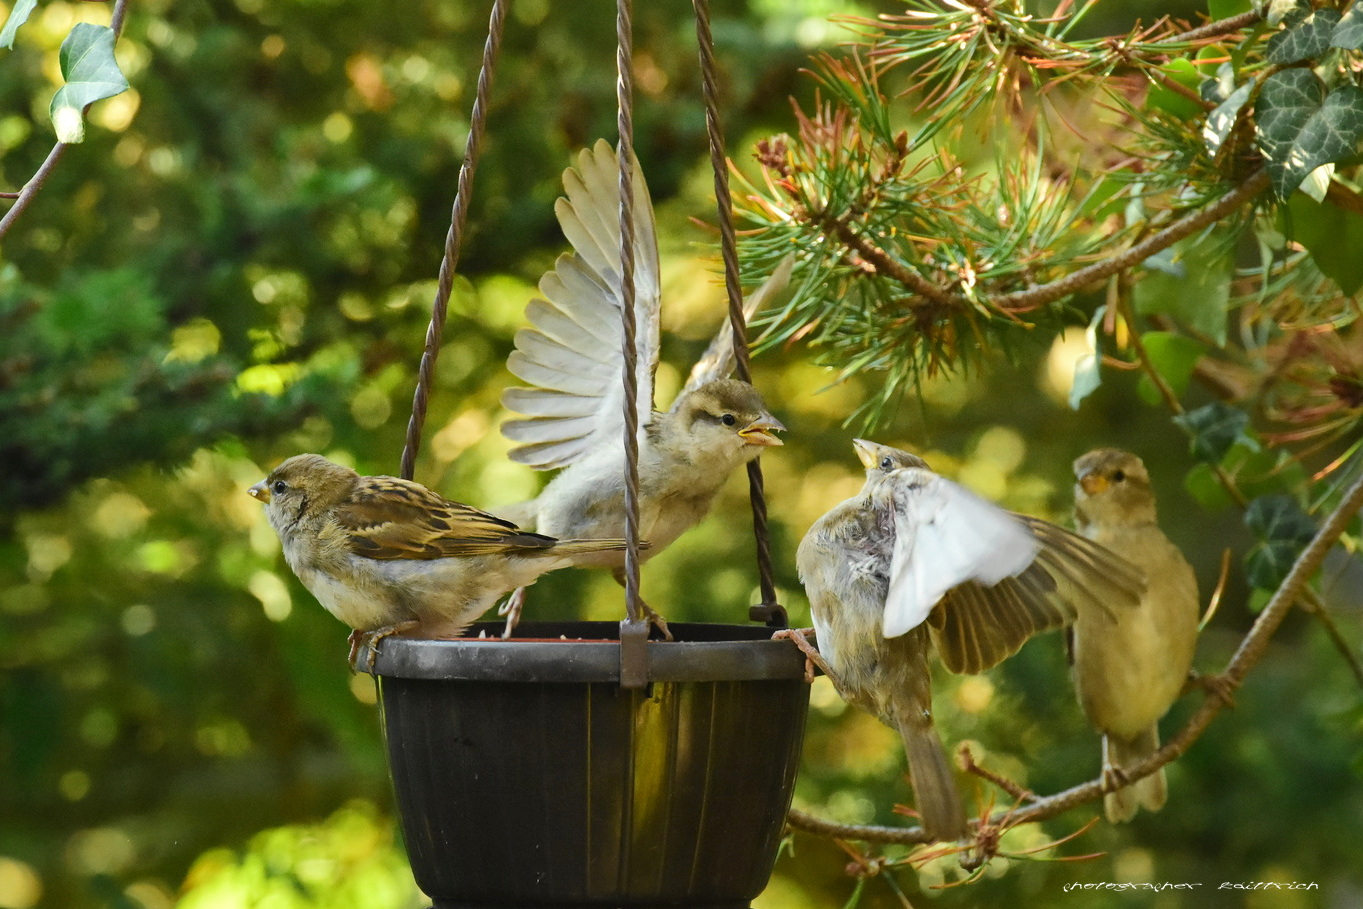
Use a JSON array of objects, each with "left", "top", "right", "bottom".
[
  {"left": 739, "top": 414, "right": 786, "bottom": 447},
  {"left": 1078, "top": 473, "right": 1108, "bottom": 496},
  {"left": 853, "top": 438, "right": 877, "bottom": 468},
  {"left": 248, "top": 481, "right": 271, "bottom": 503}
]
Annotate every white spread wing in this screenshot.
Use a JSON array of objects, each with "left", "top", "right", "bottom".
[
  {"left": 883, "top": 468, "right": 1039, "bottom": 638},
  {"left": 676, "top": 255, "right": 794, "bottom": 403},
  {"left": 501, "top": 140, "right": 662, "bottom": 469}
]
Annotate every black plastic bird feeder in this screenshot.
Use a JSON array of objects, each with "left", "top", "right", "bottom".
[{"left": 362, "top": 0, "right": 810, "bottom": 906}]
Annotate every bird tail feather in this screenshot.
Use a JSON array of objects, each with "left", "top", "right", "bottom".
[
  {"left": 1103, "top": 725, "right": 1166, "bottom": 823},
  {"left": 549, "top": 537, "right": 648, "bottom": 555},
  {"left": 897, "top": 721, "right": 969, "bottom": 841}
]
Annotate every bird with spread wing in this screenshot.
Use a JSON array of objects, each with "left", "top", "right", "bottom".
[
  {"left": 496, "top": 140, "right": 791, "bottom": 636},
  {"left": 795, "top": 440, "right": 1145, "bottom": 841}
]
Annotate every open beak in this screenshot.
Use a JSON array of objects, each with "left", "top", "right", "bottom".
[
  {"left": 739, "top": 414, "right": 786, "bottom": 447},
  {"left": 248, "top": 481, "right": 271, "bottom": 503},
  {"left": 1078, "top": 472, "right": 1109, "bottom": 496},
  {"left": 852, "top": 438, "right": 878, "bottom": 468}
]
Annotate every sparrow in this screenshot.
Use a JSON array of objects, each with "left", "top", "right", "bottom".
[
  {"left": 796, "top": 440, "right": 1144, "bottom": 841},
  {"left": 248, "top": 454, "right": 637, "bottom": 665},
  {"left": 1069, "top": 447, "right": 1199, "bottom": 823},
  {"left": 496, "top": 140, "right": 791, "bottom": 634}
]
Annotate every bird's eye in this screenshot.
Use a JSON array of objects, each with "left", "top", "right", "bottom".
[
  {"left": 721, "top": 413, "right": 737, "bottom": 427},
  {"left": 880, "top": 456, "right": 894, "bottom": 470},
  {"left": 1112, "top": 470, "right": 1126, "bottom": 482},
  {"left": 272, "top": 480, "right": 288, "bottom": 494}
]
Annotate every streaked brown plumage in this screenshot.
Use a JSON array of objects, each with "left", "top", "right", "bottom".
[
  {"left": 798, "top": 440, "right": 1144, "bottom": 841},
  {"left": 1070, "top": 447, "right": 1198, "bottom": 822},
  {"left": 248, "top": 454, "right": 635, "bottom": 655}
]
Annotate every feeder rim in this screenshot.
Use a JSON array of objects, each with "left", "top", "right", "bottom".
[{"left": 359, "top": 621, "right": 808, "bottom": 683}]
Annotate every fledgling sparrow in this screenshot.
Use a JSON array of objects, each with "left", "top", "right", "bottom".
[
  {"left": 1070, "top": 448, "right": 1199, "bottom": 823},
  {"left": 248, "top": 454, "right": 637, "bottom": 664},
  {"left": 496, "top": 140, "right": 790, "bottom": 634},
  {"left": 797, "top": 440, "right": 1144, "bottom": 841}
]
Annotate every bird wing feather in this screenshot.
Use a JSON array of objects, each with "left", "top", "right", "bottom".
[
  {"left": 336, "top": 477, "right": 557, "bottom": 560},
  {"left": 883, "top": 469, "right": 1040, "bottom": 639},
  {"left": 501, "top": 139, "right": 661, "bottom": 469},
  {"left": 676, "top": 255, "right": 794, "bottom": 404}
]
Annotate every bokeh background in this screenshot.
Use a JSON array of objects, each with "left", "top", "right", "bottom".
[{"left": 2, "top": 1, "right": 1360, "bottom": 907}]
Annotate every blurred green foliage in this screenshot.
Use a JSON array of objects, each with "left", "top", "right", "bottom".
[{"left": 1, "top": 0, "right": 1360, "bottom": 908}]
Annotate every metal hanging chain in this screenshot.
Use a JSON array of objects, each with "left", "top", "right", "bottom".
[
  {"left": 400, "top": 0, "right": 509, "bottom": 481},
  {"left": 693, "top": 0, "right": 786, "bottom": 626}
]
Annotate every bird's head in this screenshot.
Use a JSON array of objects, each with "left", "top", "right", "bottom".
[
  {"left": 672, "top": 379, "right": 785, "bottom": 464},
  {"left": 853, "top": 439, "right": 930, "bottom": 477},
  {"left": 1073, "top": 447, "right": 1155, "bottom": 527},
  {"left": 249, "top": 454, "right": 360, "bottom": 530}
]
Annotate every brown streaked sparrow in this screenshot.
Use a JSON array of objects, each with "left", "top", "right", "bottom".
[
  {"left": 249, "top": 453, "right": 637, "bottom": 666},
  {"left": 1070, "top": 447, "right": 1199, "bottom": 823},
  {"left": 796, "top": 440, "right": 1144, "bottom": 841},
  {"left": 496, "top": 140, "right": 790, "bottom": 634}
]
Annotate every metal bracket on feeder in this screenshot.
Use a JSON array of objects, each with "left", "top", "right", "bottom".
[
  {"left": 619, "top": 618, "right": 650, "bottom": 689},
  {"left": 749, "top": 601, "right": 788, "bottom": 628}
]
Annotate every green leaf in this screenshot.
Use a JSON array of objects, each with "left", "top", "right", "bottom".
[
  {"left": 1265, "top": 0, "right": 1307, "bottom": 26},
  {"left": 1204, "top": 80, "right": 1253, "bottom": 157},
  {"left": 0, "top": 0, "right": 37, "bottom": 49},
  {"left": 1267, "top": 8, "right": 1341, "bottom": 64},
  {"left": 1175, "top": 401, "right": 1250, "bottom": 464},
  {"left": 1136, "top": 332, "right": 1205, "bottom": 405},
  {"left": 1244, "top": 494, "right": 1317, "bottom": 589},
  {"left": 1148, "top": 60, "right": 1208, "bottom": 120},
  {"left": 48, "top": 23, "right": 129, "bottom": 144},
  {"left": 1133, "top": 235, "right": 1233, "bottom": 345},
  {"left": 1209, "top": 0, "right": 1252, "bottom": 18},
  {"left": 1069, "top": 307, "right": 1105, "bottom": 410},
  {"left": 1333, "top": 3, "right": 1363, "bottom": 50},
  {"left": 1184, "top": 462, "right": 1235, "bottom": 509},
  {"left": 1255, "top": 70, "right": 1363, "bottom": 199},
  {"left": 1282, "top": 194, "right": 1363, "bottom": 295}
]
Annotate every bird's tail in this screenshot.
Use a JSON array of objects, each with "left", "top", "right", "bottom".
[
  {"left": 896, "top": 719, "right": 969, "bottom": 842},
  {"left": 1103, "top": 725, "right": 1166, "bottom": 823},
  {"left": 550, "top": 537, "right": 650, "bottom": 556}
]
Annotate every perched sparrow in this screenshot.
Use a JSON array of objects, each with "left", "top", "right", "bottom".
[
  {"left": 1070, "top": 448, "right": 1199, "bottom": 823},
  {"left": 797, "top": 440, "right": 1143, "bottom": 841},
  {"left": 248, "top": 454, "right": 636, "bottom": 663},
  {"left": 497, "top": 140, "right": 790, "bottom": 633}
]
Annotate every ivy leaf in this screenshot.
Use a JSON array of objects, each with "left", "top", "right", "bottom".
[
  {"left": 1244, "top": 495, "right": 1317, "bottom": 590},
  {"left": 48, "top": 23, "right": 129, "bottom": 144},
  {"left": 0, "top": 0, "right": 37, "bottom": 49},
  {"left": 1134, "top": 235, "right": 1233, "bottom": 345},
  {"left": 1069, "top": 307, "right": 1105, "bottom": 410},
  {"left": 1175, "top": 401, "right": 1250, "bottom": 464},
  {"left": 1265, "top": 0, "right": 1307, "bottom": 26},
  {"left": 1204, "top": 80, "right": 1253, "bottom": 157},
  {"left": 1283, "top": 193, "right": 1363, "bottom": 295},
  {"left": 1148, "top": 60, "right": 1208, "bottom": 120},
  {"left": 1255, "top": 70, "right": 1363, "bottom": 199},
  {"left": 1333, "top": 2, "right": 1363, "bottom": 50},
  {"left": 1136, "top": 332, "right": 1205, "bottom": 406},
  {"left": 1267, "top": 8, "right": 1341, "bottom": 64}
]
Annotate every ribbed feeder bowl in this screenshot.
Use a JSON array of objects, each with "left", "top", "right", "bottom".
[{"left": 359, "top": 621, "right": 811, "bottom": 909}]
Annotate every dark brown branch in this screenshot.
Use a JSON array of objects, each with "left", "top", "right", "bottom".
[{"left": 1168, "top": 10, "right": 1263, "bottom": 44}]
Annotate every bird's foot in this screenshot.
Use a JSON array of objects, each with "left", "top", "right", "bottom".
[
  {"left": 771, "top": 627, "right": 832, "bottom": 684},
  {"left": 351, "top": 620, "right": 420, "bottom": 673},
  {"left": 499, "top": 587, "right": 528, "bottom": 639},
  {"left": 640, "top": 601, "right": 674, "bottom": 642},
  {"left": 1100, "top": 764, "right": 1131, "bottom": 794},
  {"left": 1185, "top": 668, "right": 1237, "bottom": 706}
]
